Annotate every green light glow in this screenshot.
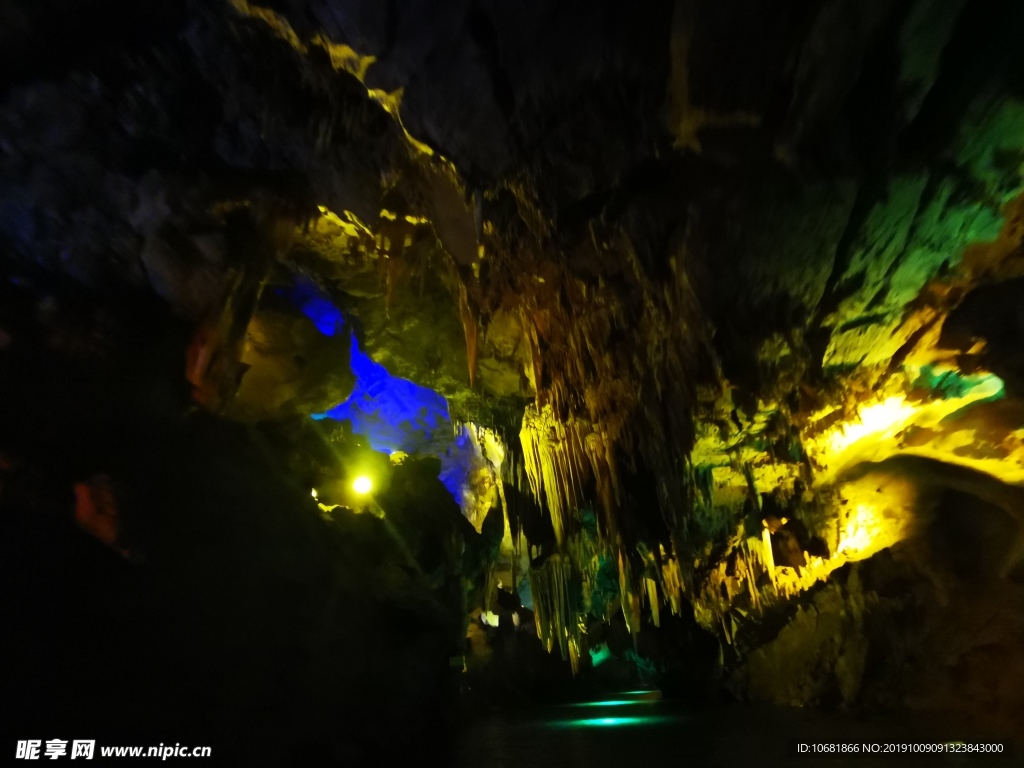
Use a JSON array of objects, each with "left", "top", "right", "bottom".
[
  {"left": 912, "top": 365, "right": 1005, "bottom": 401},
  {"left": 570, "top": 700, "right": 655, "bottom": 707},
  {"left": 589, "top": 643, "right": 612, "bottom": 667}
]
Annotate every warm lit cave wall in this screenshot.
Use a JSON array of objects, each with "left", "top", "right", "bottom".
[{"left": 3, "top": 0, "right": 1024, "bottom": 738}]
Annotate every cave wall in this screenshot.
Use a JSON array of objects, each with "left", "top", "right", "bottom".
[{"left": 3, "top": 0, "right": 1024, "bottom": 728}]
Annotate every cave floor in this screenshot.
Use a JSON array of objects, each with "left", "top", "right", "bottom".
[{"left": 454, "top": 699, "right": 1023, "bottom": 768}]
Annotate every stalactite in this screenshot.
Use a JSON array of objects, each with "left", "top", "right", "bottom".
[
  {"left": 760, "top": 527, "right": 776, "bottom": 582},
  {"left": 741, "top": 540, "right": 762, "bottom": 610},
  {"left": 645, "top": 577, "right": 660, "bottom": 628},
  {"left": 519, "top": 404, "right": 593, "bottom": 546},
  {"left": 618, "top": 549, "right": 641, "bottom": 638},
  {"left": 528, "top": 555, "right": 583, "bottom": 673},
  {"left": 583, "top": 430, "right": 619, "bottom": 537},
  {"left": 522, "top": 308, "right": 544, "bottom": 399},
  {"left": 384, "top": 254, "right": 401, "bottom": 313},
  {"left": 660, "top": 546, "right": 684, "bottom": 617},
  {"left": 458, "top": 283, "right": 478, "bottom": 388}
]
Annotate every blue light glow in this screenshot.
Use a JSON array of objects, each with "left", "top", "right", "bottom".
[
  {"left": 313, "top": 332, "right": 450, "bottom": 453},
  {"left": 283, "top": 277, "right": 346, "bottom": 336},
  {"left": 436, "top": 428, "right": 478, "bottom": 502},
  {"left": 284, "top": 278, "right": 471, "bottom": 503}
]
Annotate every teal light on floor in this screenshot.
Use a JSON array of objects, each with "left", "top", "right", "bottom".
[
  {"left": 549, "top": 715, "right": 674, "bottom": 729},
  {"left": 570, "top": 699, "right": 655, "bottom": 707}
]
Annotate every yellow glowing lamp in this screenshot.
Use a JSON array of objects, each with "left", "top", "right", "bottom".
[{"left": 352, "top": 475, "right": 373, "bottom": 495}]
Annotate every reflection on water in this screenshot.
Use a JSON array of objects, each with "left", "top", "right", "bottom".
[{"left": 454, "top": 694, "right": 1022, "bottom": 768}]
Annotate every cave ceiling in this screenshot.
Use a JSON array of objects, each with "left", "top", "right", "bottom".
[{"left": 4, "top": 0, "right": 1024, "bottom": 700}]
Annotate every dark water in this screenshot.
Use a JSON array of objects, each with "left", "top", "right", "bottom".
[{"left": 454, "top": 696, "right": 1024, "bottom": 768}]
